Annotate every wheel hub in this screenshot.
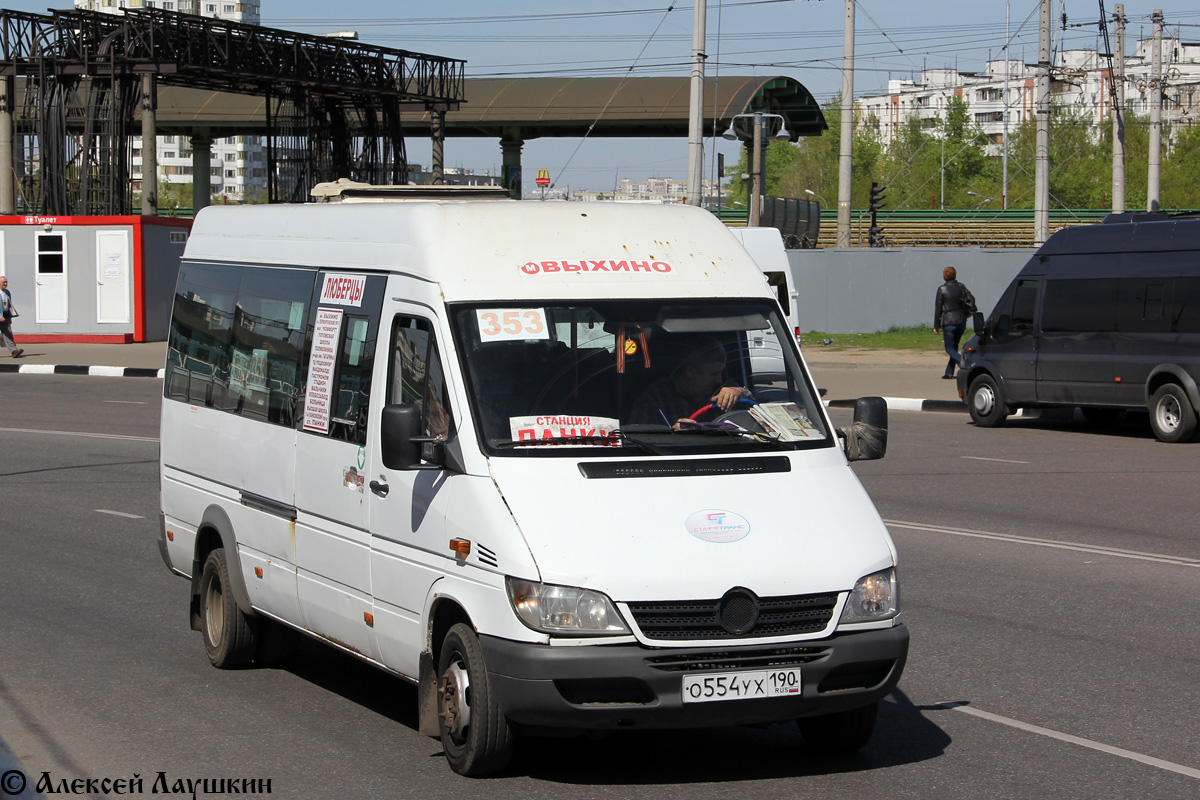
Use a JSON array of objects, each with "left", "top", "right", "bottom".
[
  {"left": 439, "top": 662, "right": 472, "bottom": 739},
  {"left": 973, "top": 385, "right": 995, "bottom": 415},
  {"left": 1157, "top": 396, "right": 1181, "bottom": 431}
]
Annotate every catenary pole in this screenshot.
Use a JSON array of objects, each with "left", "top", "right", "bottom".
[
  {"left": 1113, "top": 4, "right": 1125, "bottom": 213},
  {"left": 836, "top": 0, "right": 854, "bottom": 246},
  {"left": 1034, "top": 0, "right": 1051, "bottom": 245},
  {"left": 1148, "top": 9, "right": 1162, "bottom": 212},
  {"left": 1002, "top": 0, "right": 1010, "bottom": 209},
  {"left": 686, "top": 0, "right": 706, "bottom": 206}
]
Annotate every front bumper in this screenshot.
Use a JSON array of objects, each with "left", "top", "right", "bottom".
[{"left": 481, "top": 624, "right": 909, "bottom": 730}]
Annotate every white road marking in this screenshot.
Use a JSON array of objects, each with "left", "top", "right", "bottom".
[
  {"left": 0, "top": 426, "right": 158, "bottom": 443},
  {"left": 939, "top": 702, "right": 1200, "bottom": 780},
  {"left": 102, "top": 400, "right": 147, "bottom": 405},
  {"left": 961, "top": 455, "right": 1029, "bottom": 464},
  {"left": 886, "top": 519, "right": 1200, "bottom": 568},
  {"left": 95, "top": 509, "right": 145, "bottom": 520}
]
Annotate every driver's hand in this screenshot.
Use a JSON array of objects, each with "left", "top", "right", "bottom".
[{"left": 712, "top": 385, "right": 744, "bottom": 412}]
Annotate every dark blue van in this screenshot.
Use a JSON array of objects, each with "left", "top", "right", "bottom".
[{"left": 957, "top": 214, "right": 1200, "bottom": 443}]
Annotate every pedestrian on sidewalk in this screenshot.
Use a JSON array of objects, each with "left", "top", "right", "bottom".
[
  {"left": 0, "top": 276, "right": 23, "bottom": 359},
  {"left": 933, "top": 266, "right": 975, "bottom": 379}
]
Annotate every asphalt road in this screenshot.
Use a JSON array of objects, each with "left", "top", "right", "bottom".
[{"left": 0, "top": 377, "right": 1197, "bottom": 799}]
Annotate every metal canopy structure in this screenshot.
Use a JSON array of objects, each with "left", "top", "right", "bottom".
[
  {"left": 0, "top": 7, "right": 464, "bottom": 214},
  {"left": 397, "top": 76, "right": 827, "bottom": 140}
]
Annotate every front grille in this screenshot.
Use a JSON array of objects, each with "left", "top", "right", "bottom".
[
  {"left": 646, "top": 645, "right": 831, "bottom": 672},
  {"left": 627, "top": 591, "right": 838, "bottom": 641}
]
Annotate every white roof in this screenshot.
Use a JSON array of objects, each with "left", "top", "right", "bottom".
[{"left": 184, "top": 200, "right": 773, "bottom": 303}]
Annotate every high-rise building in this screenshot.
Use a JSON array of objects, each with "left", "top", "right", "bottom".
[{"left": 74, "top": 1, "right": 266, "bottom": 206}]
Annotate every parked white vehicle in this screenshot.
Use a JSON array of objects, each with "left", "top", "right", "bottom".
[
  {"left": 729, "top": 226, "right": 800, "bottom": 378},
  {"left": 158, "top": 190, "right": 907, "bottom": 776}
]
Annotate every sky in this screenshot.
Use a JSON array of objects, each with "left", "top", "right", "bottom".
[{"left": 7, "top": 1, "right": 1200, "bottom": 191}]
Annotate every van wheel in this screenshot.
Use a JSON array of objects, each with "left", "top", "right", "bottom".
[
  {"left": 1149, "top": 384, "right": 1198, "bottom": 443},
  {"left": 968, "top": 375, "right": 1008, "bottom": 427},
  {"left": 199, "top": 548, "right": 258, "bottom": 668},
  {"left": 797, "top": 701, "right": 878, "bottom": 753},
  {"left": 436, "top": 623, "right": 513, "bottom": 776}
]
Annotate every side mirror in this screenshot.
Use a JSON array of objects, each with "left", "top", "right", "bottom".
[
  {"left": 840, "top": 396, "right": 888, "bottom": 462},
  {"left": 972, "top": 311, "right": 986, "bottom": 336},
  {"left": 380, "top": 404, "right": 424, "bottom": 470}
]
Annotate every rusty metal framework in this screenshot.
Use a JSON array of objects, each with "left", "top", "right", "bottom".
[{"left": 0, "top": 7, "right": 465, "bottom": 214}]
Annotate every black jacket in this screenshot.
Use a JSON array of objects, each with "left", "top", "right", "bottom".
[{"left": 935, "top": 280, "right": 973, "bottom": 328}]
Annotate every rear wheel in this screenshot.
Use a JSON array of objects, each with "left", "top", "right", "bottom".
[
  {"left": 199, "top": 548, "right": 258, "bottom": 668},
  {"left": 797, "top": 701, "right": 879, "bottom": 753},
  {"left": 967, "top": 374, "right": 1008, "bottom": 427},
  {"left": 437, "top": 623, "right": 513, "bottom": 776},
  {"left": 1149, "top": 384, "right": 1198, "bottom": 443}
]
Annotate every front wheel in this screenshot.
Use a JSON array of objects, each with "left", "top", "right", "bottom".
[
  {"left": 967, "top": 374, "right": 1008, "bottom": 428},
  {"left": 437, "top": 623, "right": 513, "bottom": 776},
  {"left": 198, "top": 548, "right": 258, "bottom": 668},
  {"left": 1149, "top": 384, "right": 1198, "bottom": 443},
  {"left": 797, "top": 701, "right": 879, "bottom": 753}
]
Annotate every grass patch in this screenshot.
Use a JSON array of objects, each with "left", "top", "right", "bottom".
[{"left": 799, "top": 325, "right": 943, "bottom": 351}]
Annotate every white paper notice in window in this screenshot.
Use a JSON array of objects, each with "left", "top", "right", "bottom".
[{"left": 303, "top": 307, "right": 345, "bottom": 433}]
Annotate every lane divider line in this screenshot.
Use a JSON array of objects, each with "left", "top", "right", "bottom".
[
  {"left": 939, "top": 703, "right": 1200, "bottom": 780},
  {"left": 885, "top": 519, "right": 1200, "bottom": 568},
  {"left": 0, "top": 426, "right": 159, "bottom": 443},
  {"left": 95, "top": 509, "right": 146, "bottom": 519}
]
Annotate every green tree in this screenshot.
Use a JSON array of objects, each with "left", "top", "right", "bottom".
[
  {"left": 880, "top": 96, "right": 996, "bottom": 210},
  {"left": 1162, "top": 122, "right": 1200, "bottom": 209}
]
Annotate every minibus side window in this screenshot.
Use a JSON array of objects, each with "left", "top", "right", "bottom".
[
  {"left": 390, "top": 317, "right": 453, "bottom": 447},
  {"left": 1010, "top": 279, "right": 1038, "bottom": 332},
  {"left": 1041, "top": 279, "right": 1118, "bottom": 332},
  {"left": 303, "top": 273, "right": 385, "bottom": 445},
  {"left": 227, "top": 267, "right": 315, "bottom": 425},
  {"left": 166, "top": 262, "right": 239, "bottom": 407},
  {"left": 1172, "top": 277, "right": 1200, "bottom": 333}
]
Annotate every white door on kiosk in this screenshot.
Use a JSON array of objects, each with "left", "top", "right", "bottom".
[
  {"left": 35, "top": 232, "right": 68, "bottom": 323},
  {"left": 96, "top": 230, "right": 131, "bottom": 323}
]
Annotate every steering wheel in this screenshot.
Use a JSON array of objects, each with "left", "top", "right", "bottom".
[{"left": 687, "top": 397, "right": 758, "bottom": 421}]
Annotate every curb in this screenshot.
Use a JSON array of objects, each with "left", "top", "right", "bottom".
[
  {"left": 0, "top": 363, "right": 164, "bottom": 378},
  {"left": 826, "top": 396, "right": 966, "bottom": 413}
]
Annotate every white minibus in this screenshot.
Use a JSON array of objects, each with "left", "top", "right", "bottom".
[{"left": 158, "top": 191, "right": 908, "bottom": 776}]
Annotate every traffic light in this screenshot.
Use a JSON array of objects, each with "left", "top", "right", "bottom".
[{"left": 869, "top": 182, "right": 887, "bottom": 247}]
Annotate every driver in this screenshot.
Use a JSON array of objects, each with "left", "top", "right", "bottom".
[{"left": 628, "top": 336, "right": 750, "bottom": 428}]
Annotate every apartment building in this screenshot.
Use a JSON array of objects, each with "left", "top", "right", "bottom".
[
  {"left": 858, "top": 37, "right": 1200, "bottom": 154},
  {"left": 75, "top": 1, "right": 266, "bottom": 204}
]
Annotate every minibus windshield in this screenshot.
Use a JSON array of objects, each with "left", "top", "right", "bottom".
[{"left": 450, "top": 299, "right": 832, "bottom": 456}]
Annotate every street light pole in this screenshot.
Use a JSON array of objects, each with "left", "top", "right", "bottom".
[
  {"left": 722, "top": 112, "right": 790, "bottom": 228},
  {"left": 685, "top": 0, "right": 706, "bottom": 206},
  {"left": 750, "top": 113, "right": 763, "bottom": 227}
]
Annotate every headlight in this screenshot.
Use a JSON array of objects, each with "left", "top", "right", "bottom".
[
  {"left": 506, "top": 578, "right": 630, "bottom": 636},
  {"left": 839, "top": 568, "right": 899, "bottom": 623}
]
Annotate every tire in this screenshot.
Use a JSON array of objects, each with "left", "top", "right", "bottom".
[
  {"left": 198, "top": 548, "right": 258, "bottom": 668},
  {"left": 1081, "top": 407, "right": 1122, "bottom": 426},
  {"left": 1149, "top": 384, "right": 1198, "bottom": 443},
  {"left": 436, "top": 623, "right": 514, "bottom": 777},
  {"left": 797, "top": 701, "right": 879, "bottom": 753},
  {"left": 967, "top": 374, "right": 1008, "bottom": 428}
]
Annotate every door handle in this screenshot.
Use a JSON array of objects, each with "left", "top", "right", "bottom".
[{"left": 369, "top": 480, "right": 389, "bottom": 497}]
